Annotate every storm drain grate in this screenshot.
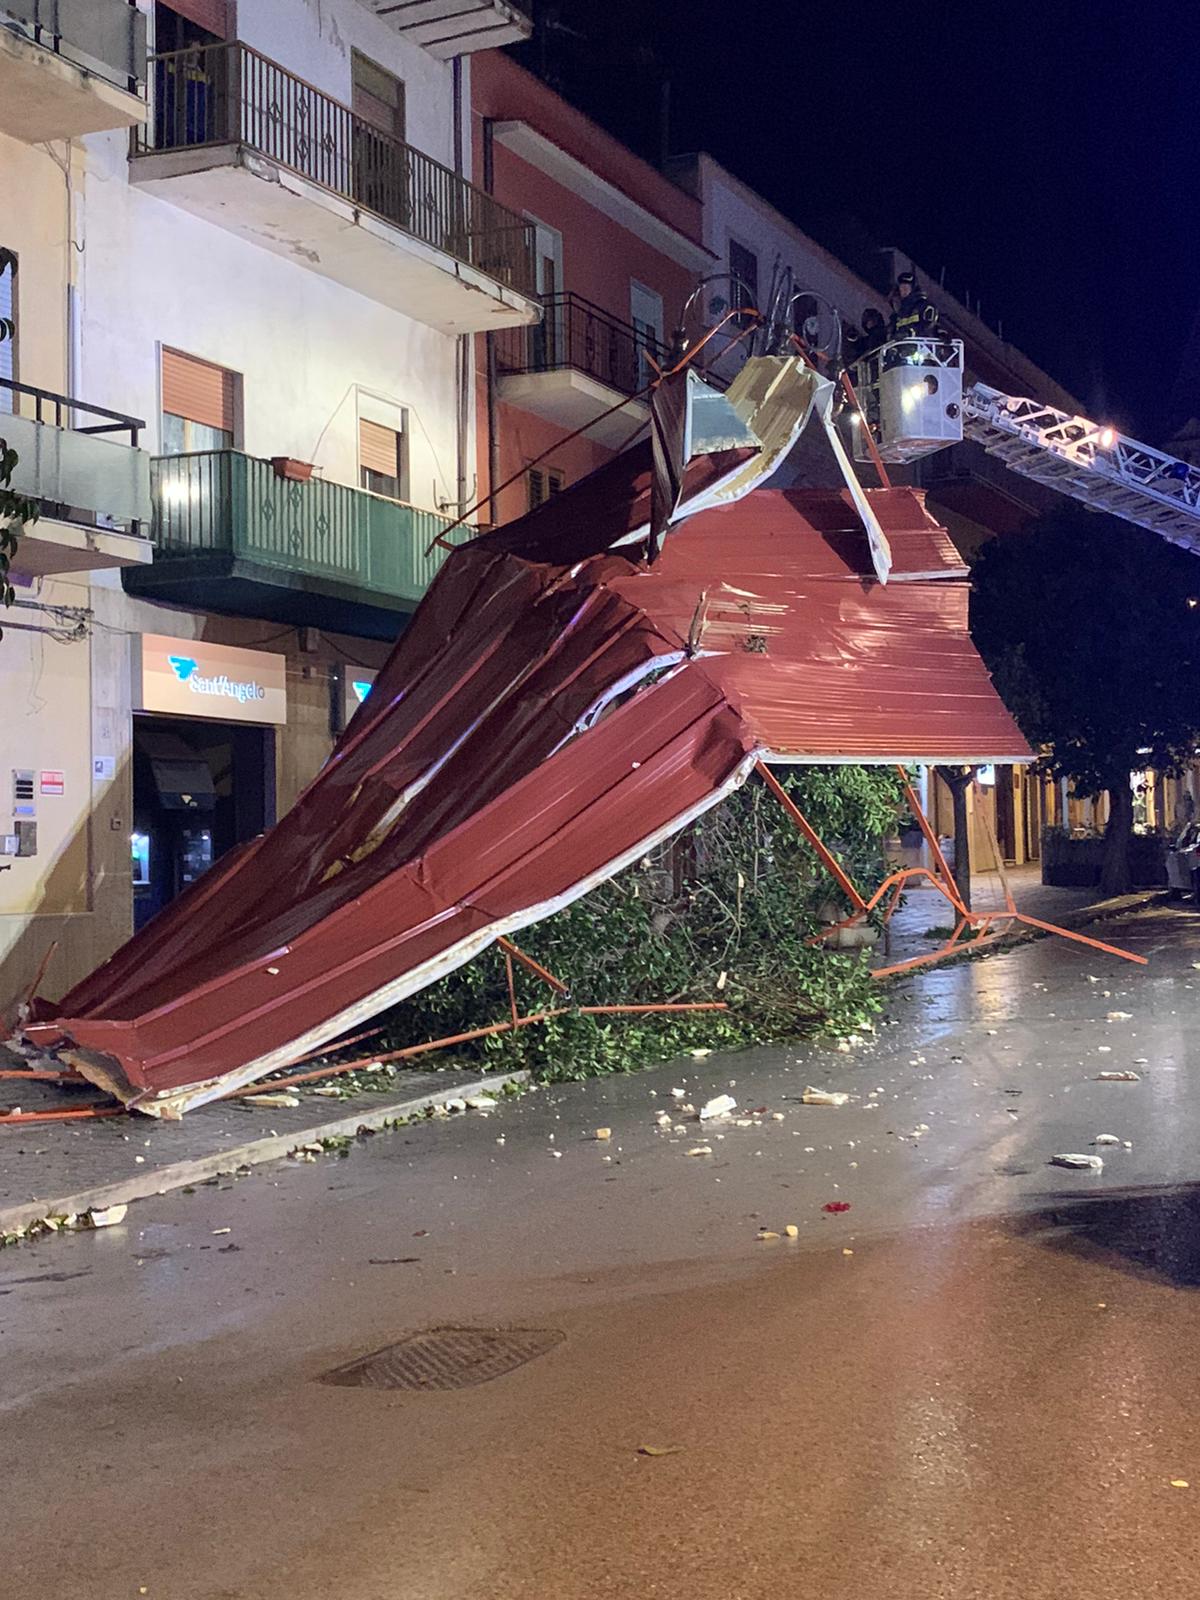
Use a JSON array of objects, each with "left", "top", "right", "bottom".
[{"left": 320, "top": 1326, "right": 565, "bottom": 1391}]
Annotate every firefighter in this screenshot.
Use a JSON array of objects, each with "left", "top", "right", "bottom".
[
  {"left": 889, "top": 271, "right": 939, "bottom": 343},
  {"left": 858, "top": 306, "right": 888, "bottom": 356}
]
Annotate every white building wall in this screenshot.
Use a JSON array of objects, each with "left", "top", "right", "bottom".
[
  {"left": 69, "top": 0, "right": 471, "bottom": 509},
  {"left": 234, "top": 0, "right": 464, "bottom": 174},
  {"left": 0, "top": 0, "right": 477, "bottom": 1007}
]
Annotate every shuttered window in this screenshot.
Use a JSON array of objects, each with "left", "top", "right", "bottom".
[
  {"left": 161, "top": 348, "right": 238, "bottom": 454},
  {"left": 359, "top": 416, "right": 408, "bottom": 500},
  {"left": 352, "top": 52, "right": 405, "bottom": 142},
  {"left": 527, "top": 467, "right": 565, "bottom": 511}
]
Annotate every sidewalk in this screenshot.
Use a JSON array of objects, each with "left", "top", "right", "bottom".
[
  {"left": 882, "top": 863, "right": 1165, "bottom": 964},
  {"left": 0, "top": 1065, "right": 527, "bottom": 1238}
]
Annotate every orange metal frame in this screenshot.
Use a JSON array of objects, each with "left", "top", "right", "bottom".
[
  {"left": 1, "top": 935, "right": 727, "bottom": 1125},
  {"left": 755, "top": 760, "right": 1147, "bottom": 975}
]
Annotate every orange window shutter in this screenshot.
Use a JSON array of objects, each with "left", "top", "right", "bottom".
[
  {"left": 162, "top": 349, "right": 237, "bottom": 433},
  {"left": 359, "top": 418, "right": 399, "bottom": 478}
]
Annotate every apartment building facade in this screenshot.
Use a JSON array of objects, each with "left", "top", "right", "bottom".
[
  {"left": 470, "top": 51, "right": 711, "bottom": 524},
  {"left": 0, "top": 0, "right": 538, "bottom": 1007}
]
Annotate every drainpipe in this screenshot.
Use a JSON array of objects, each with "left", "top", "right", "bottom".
[
  {"left": 452, "top": 57, "right": 470, "bottom": 519},
  {"left": 482, "top": 115, "right": 499, "bottom": 526}
]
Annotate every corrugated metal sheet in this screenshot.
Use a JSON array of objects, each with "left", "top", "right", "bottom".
[{"left": 26, "top": 441, "right": 1028, "bottom": 1115}]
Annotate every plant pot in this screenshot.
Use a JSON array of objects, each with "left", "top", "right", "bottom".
[{"left": 271, "top": 456, "right": 314, "bottom": 482}]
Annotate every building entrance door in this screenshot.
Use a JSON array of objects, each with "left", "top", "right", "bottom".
[{"left": 131, "top": 714, "right": 274, "bottom": 932}]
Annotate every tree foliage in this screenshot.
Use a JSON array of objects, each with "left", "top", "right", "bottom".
[
  {"left": 971, "top": 506, "right": 1200, "bottom": 889},
  {"left": 373, "top": 764, "right": 907, "bottom": 1080}
]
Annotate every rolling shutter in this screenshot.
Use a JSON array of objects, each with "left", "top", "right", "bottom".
[
  {"left": 162, "top": 348, "right": 237, "bottom": 433},
  {"left": 158, "top": 0, "right": 229, "bottom": 38},
  {"left": 359, "top": 418, "right": 400, "bottom": 479}
]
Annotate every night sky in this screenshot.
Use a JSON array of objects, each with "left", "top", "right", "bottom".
[{"left": 513, "top": 1, "right": 1199, "bottom": 440}]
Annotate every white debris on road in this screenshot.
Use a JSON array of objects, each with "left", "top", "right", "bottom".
[
  {"left": 1051, "top": 1153, "right": 1105, "bottom": 1172},
  {"left": 700, "top": 1094, "right": 738, "bottom": 1121}
]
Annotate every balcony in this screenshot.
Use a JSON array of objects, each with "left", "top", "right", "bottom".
[
  {"left": 121, "top": 451, "right": 469, "bottom": 639},
  {"left": 913, "top": 438, "right": 1064, "bottom": 551},
  {"left": 1, "top": 379, "right": 152, "bottom": 576},
  {"left": 130, "top": 43, "right": 539, "bottom": 336},
  {"left": 0, "top": 0, "right": 146, "bottom": 143},
  {"left": 495, "top": 293, "right": 667, "bottom": 448},
  {"left": 352, "top": 0, "right": 532, "bottom": 59}
]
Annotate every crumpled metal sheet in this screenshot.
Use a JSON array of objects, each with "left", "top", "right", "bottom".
[{"left": 24, "top": 429, "right": 1028, "bottom": 1116}]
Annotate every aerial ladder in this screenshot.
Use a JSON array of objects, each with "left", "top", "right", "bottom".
[{"left": 849, "top": 338, "right": 1200, "bottom": 555}]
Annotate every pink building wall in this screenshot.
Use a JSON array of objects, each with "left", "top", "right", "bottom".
[{"left": 471, "top": 53, "right": 708, "bottom": 525}]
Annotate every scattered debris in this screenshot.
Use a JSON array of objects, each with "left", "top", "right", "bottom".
[
  {"left": 823, "top": 1201, "right": 852, "bottom": 1214},
  {"left": 842, "top": 1248, "right": 855, "bottom": 1257},
  {"left": 465, "top": 1094, "right": 497, "bottom": 1112},
  {"left": 310, "top": 1086, "right": 342, "bottom": 1098},
  {"left": 1106, "top": 1011, "right": 1133, "bottom": 1021},
  {"left": 1097, "top": 1070, "right": 1141, "bottom": 1082},
  {"left": 1093, "top": 1134, "right": 1121, "bottom": 1146},
  {"left": 700, "top": 1093, "right": 737, "bottom": 1120},
  {"left": 785, "top": 1224, "right": 800, "bottom": 1239},
  {"left": 211, "top": 1227, "right": 232, "bottom": 1235},
  {"left": 368, "top": 1257, "right": 421, "bottom": 1265},
  {"left": 638, "top": 1444, "right": 685, "bottom": 1457},
  {"left": 757, "top": 1229, "right": 781, "bottom": 1240},
  {"left": 88, "top": 1204, "right": 127, "bottom": 1229},
  {"left": 594, "top": 1127, "right": 612, "bottom": 1141},
  {"left": 690, "top": 1049, "right": 713, "bottom": 1060},
  {"left": 1050, "top": 1153, "right": 1104, "bottom": 1172},
  {"left": 243, "top": 1091, "right": 301, "bottom": 1109},
  {"left": 801, "top": 1087, "right": 849, "bottom": 1107},
  {"left": 686, "top": 1145, "right": 713, "bottom": 1157},
  {"left": 1171, "top": 1479, "right": 1190, "bottom": 1490}
]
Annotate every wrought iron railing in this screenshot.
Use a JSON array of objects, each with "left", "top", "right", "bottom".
[
  {"left": 133, "top": 41, "right": 536, "bottom": 296},
  {"left": 151, "top": 451, "right": 468, "bottom": 603},
  {"left": 495, "top": 292, "right": 667, "bottom": 398},
  {"left": 2, "top": 0, "right": 146, "bottom": 93}
]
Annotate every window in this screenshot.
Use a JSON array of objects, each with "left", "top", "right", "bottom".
[
  {"left": 729, "top": 239, "right": 758, "bottom": 325},
  {"left": 359, "top": 416, "right": 409, "bottom": 501},
  {"left": 352, "top": 52, "right": 405, "bottom": 143},
  {"left": 527, "top": 467, "right": 564, "bottom": 511},
  {"left": 0, "top": 247, "right": 15, "bottom": 415},
  {"left": 630, "top": 280, "right": 664, "bottom": 387},
  {"left": 161, "top": 348, "right": 239, "bottom": 453}
]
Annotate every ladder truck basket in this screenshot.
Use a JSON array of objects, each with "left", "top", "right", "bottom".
[{"left": 851, "top": 337, "right": 965, "bottom": 464}]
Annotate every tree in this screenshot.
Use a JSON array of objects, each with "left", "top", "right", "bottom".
[
  {"left": 971, "top": 506, "right": 1200, "bottom": 895},
  {"left": 0, "top": 245, "right": 38, "bottom": 636}
]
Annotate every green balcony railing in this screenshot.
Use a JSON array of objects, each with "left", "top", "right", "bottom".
[{"left": 151, "top": 451, "right": 467, "bottom": 606}]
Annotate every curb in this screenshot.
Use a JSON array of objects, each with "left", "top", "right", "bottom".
[
  {"left": 0, "top": 1070, "right": 528, "bottom": 1238},
  {"left": 1051, "top": 888, "right": 1171, "bottom": 929}
]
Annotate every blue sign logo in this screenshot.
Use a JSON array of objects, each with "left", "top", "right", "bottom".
[
  {"left": 168, "top": 655, "right": 198, "bottom": 682},
  {"left": 351, "top": 680, "right": 373, "bottom": 704}
]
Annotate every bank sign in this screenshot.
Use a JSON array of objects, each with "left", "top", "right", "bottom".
[{"left": 136, "top": 634, "right": 288, "bottom": 724}]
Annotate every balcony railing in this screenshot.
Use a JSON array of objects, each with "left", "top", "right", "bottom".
[
  {"left": 133, "top": 42, "right": 536, "bottom": 297},
  {"left": 0, "top": 376, "right": 150, "bottom": 532},
  {"left": 2, "top": 0, "right": 146, "bottom": 93},
  {"left": 496, "top": 292, "right": 667, "bottom": 398},
  {"left": 151, "top": 451, "right": 466, "bottom": 604}
]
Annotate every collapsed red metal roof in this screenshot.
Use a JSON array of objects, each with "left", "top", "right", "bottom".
[{"left": 24, "top": 393, "right": 1029, "bottom": 1115}]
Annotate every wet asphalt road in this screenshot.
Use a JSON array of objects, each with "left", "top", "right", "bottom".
[{"left": 5, "top": 903, "right": 1200, "bottom": 1599}]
